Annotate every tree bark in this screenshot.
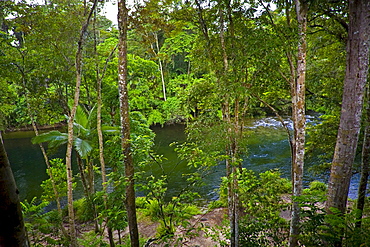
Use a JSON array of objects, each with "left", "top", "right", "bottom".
[
  {"left": 326, "top": 0, "right": 370, "bottom": 215},
  {"left": 66, "top": 1, "right": 98, "bottom": 245},
  {"left": 154, "top": 32, "right": 167, "bottom": 101},
  {"left": 32, "top": 122, "right": 68, "bottom": 237},
  {"left": 118, "top": 1, "right": 140, "bottom": 246},
  {"left": 95, "top": 13, "right": 117, "bottom": 245},
  {"left": 0, "top": 132, "right": 29, "bottom": 247},
  {"left": 356, "top": 87, "right": 370, "bottom": 229},
  {"left": 18, "top": 50, "right": 67, "bottom": 237},
  {"left": 289, "top": 1, "right": 307, "bottom": 246}
]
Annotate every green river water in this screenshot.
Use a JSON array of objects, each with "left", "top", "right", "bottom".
[{"left": 2, "top": 117, "right": 360, "bottom": 203}]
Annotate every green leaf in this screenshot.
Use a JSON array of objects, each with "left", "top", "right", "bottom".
[
  {"left": 31, "top": 131, "right": 68, "bottom": 149},
  {"left": 73, "top": 137, "right": 92, "bottom": 158}
]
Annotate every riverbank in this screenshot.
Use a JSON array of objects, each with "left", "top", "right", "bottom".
[{"left": 4, "top": 122, "right": 66, "bottom": 133}]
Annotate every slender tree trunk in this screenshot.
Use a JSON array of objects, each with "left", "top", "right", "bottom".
[
  {"left": 219, "top": 4, "right": 243, "bottom": 245},
  {"left": 65, "top": 58, "right": 79, "bottom": 247},
  {"left": 95, "top": 12, "right": 117, "bottom": 245},
  {"left": 66, "top": 2, "right": 98, "bottom": 245},
  {"left": 118, "top": 1, "right": 140, "bottom": 246},
  {"left": 76, "top": 155, "right": 90, "bottom": 198},
  {"left": 14, "top": 17, "right": 68, "bottom": 240},
  {"left": 289, "top": 1, "right": 307, "bottom": 246},
  {"left": 219, "top": 8, "right": 240, "bottom": 246},
  {"left": 223, "top": 101, "right": 237, "bottom": 247},
  {"left": 32, "top": 124, "right": 62, "bottom": 213},
  {"left": 19, "top": 62, "right": 67, "bottom": 237},
  {"left": 222, "top": 99, "right": 242, "bottom": 247},
  {"left": 326, "top": 0, "right": 370, "bottom": 216},
  {"left": 0, "top": 132, "right": 29, "bottom": 247},
  {"left": 154, "top": 32, "right": 167, "bottom": 101},
  {"left": 356, "top": 87, "right": 370, "bottom": 229},
  {"left": 98, "top": 77, "right": 116, "bottom": 247},
  {"left": 32, "top": 122, "right": 68, "bottom": 237},
  {"left": 85, "top": 157, "right": 98, "bottom": 232}
]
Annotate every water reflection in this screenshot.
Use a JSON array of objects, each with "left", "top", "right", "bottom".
[{"left": 3, "top": 133, "right": 47, "bottom": 201}]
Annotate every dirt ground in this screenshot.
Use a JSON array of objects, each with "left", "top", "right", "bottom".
[
  {"left": 119, "top": 207, "right": 228, "bottom": 247},
  {"left": 69, "top": 207, "right": 227, "bottom": 246}
]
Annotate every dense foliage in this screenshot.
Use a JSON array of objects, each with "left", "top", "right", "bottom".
[{"left": 1, "top": 0, "right": 369, "bottom": 246}]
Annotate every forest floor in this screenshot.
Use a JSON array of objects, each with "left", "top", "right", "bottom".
[
  {"left": 77, "top": 207, "right": 228, "bottom": 246},
  {"left": 135, "top": 207, "right": 228, "bottom": 247},
  {"left": 74, "top": 195, "right": 301, "bottom": 246}
]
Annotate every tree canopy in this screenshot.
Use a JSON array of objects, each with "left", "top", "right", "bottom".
[{"left": 1, "top": 0, "right": 369, "bottom": 246}]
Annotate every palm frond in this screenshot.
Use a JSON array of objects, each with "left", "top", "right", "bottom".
[
  {"left": 73, "top": 122, "right": 88, "bottom": 135},
  {"left": 75, "top": 105, "right": 89, "bottom": 129},
  {"left": 86, "top": 104, "right": 96, "bottom": 130},
  {"left": 102, "top": 125, "right": 121, "bottom": 134},
  {"left": 31, "top": 131, "right": 68, "bottom": 149},
  {"left": 73, "top": 137, "right": 93, "bottom": 158}
]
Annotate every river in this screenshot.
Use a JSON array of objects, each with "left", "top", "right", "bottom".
[{"left": 2, "top": 117, "right": 361, "bottom": 203}]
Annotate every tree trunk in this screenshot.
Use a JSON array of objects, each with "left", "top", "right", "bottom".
[
  {"left": 223, "top": 101, "right": 240, "bottom": 247},
  {"left": 219, "top": 6, "right": 241, "bottom": 245},
  {"left": 32, "top": 122, "right": 68, "bottom": 237},
  {"left": 0, "top": 132, "right": 29, "bottom": 247},
  {"left": 289, "top": 1, "right": 307, "bottom": 246},
  {"left": 95, "top": 14, "right": 117, "bottom": 245},
  {"left": 118, "top": 1, "right": 140, "bottom": 246},
  {"left": 65, "top": 52, "right": 79, "bottom": 247},
  {"left": 326, "top": 0, "right": 370, "bottom": 215},
  {"left": 66, "top": 2, "right": 98, "bottom": 245},
  {"left": 355, "top": 87, "right": 370, "bottom": 229},
  {"left": 19, "top": 55, "right": 67, "bottom": 237},
  {"left": 154, "top": 32, "right": 167, "bottom": 101}
]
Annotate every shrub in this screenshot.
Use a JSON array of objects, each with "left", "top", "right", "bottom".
[
  {"left": 218, "top": 169, "right": 290, "bottom": 246},
  {"left": 73, "top": 197, "right": 95, "bottom": 223}
]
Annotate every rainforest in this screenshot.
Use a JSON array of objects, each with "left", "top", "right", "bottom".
[{"left": 0, "top": 0, "right": 370, "bottom": 246}]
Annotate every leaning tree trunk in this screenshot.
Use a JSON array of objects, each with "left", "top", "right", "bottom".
[
  {"left": 356, "top": 87, "right": 370, "bottom": 229},
  {"left": 326, "top": 0, "right": 370, "bottom": 216},
  {"left": 94, "top": 15, "right": 117, "bottom": 247},
  {"left": 66, "top": 1, "right": 98, "bottom": 245},
  {"left": 154, "top": 32, "right": 167, "bottom": 101},
  {"left": 94, "top": 12, "right": 118, "bottom": 245},
  {"left": 0, "top": 132, "right": 29, "bottom": 247},
  {"left": 289, "top": 1, "right": 307, "bottom": 246},
  {"left": 31, "top": 122, "right": 68, "bottom": 237},
  {"left": 118, "top": 0, "right": 140, "bottom": 246},
  {"left": 19, "top": 57, "right": 67, "bottom": 237}
]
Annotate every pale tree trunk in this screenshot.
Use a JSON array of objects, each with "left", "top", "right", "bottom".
[
  {"left": 118, "top": 1, "right": 140, "bottom": 246},
  {"left": 257, "top": 1, "right": 306, "bottom": 244},
  {"left": 219, "top": 6, "right": 241, "bottom": 246},
  {"left": 19, "top": 60, "right": 67, "bottom": 237},
  {"left": 0, "top": 132, "right": 29, "bottom": 247},
  {"left": 66, "top": 1, "right": 98, "bottom": 245},
  {"left": 31, "top": 125, "right": 63, "bottom": 214},
  {"left": 289, "top": 1, "right": 307, "bottom": 246},
  {"left": 97, "top": 74, "right": 115, "bottom": 246},
  {"left": 326, "top": 0, "right": 370, "bottom": 216},
  {"left": 195, "top": 1, "right": 242, "bottom": 245},
  {"left": 223, "top": 101, "right": 240, "bottom": 247},
  {"left": 31, "top": 122, "right": 68, "bottom": 237},
  {"left": 95, "top": 13, "right": 117, "bottom": 245},
  {"left": 65, "top": 55, "right": 79, "bottom": 247},
  {"left": 154, "top": 32, "right": 167, "bottom": 101},
  {"left": 219, "top": 12, "right": 234, "bottom": 246},
  {"left": 356, "top": 87, "right": 370, "bottom": 229}
]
